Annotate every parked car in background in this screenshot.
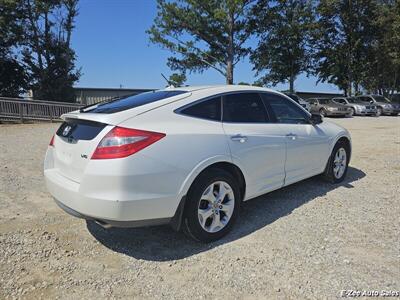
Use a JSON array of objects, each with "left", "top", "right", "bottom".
[
  {"left": 284, "top": 93, "right": 311, "bottom": 112},
  {"left": 44, "top": 85, "right": 352, "bottom": 242},
  {"left": 332, "top": 97, "right": 378, "bottom": 116},
  {"left": 356, "top": 95, "right": 400, "bottom": 116},
  {"left": 307, "top": 98, "right": 351, "bottom": 117},
  {"left": 390, "top": 94, "right": 400, "bottom": 104}
]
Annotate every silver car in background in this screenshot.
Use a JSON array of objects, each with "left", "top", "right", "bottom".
[
  {"left": 356, "top": 95, "right": 400, "bottom": 116},
  {"left": 332, "top": 97, "right": 377, "bottom": 116},
  {"left": 308, "top": 98, "right": 351, "bottom": 117}
]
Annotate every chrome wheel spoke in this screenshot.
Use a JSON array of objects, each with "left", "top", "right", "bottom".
[
  {"left": 209, "top": 215, "right": 224, "bottom": 232},
  {"left": 201, "top": 184, "right": 217, "bottom": 203},
  {"left": 198, "top": 207, "right": 213, "bottom": 227},
  {"left": 220, "top": 201, "right": 234, "bottom": 218},
  {"left": 217, "top": 183, "right": 230, "bottom": 202}
]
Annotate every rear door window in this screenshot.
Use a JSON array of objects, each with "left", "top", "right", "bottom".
[
  {"left": 358, "top": 96, "right": 371, "bottom": 102},
  {"left": 223, "top": 93, "right": 269, "bottom": 123},
  {"left": 82, "top": 90, "right": 187, "bottom": 113},
  {"left": 334, "top": 98, "right": 346, "bottom": 104},
  {"left": 180, "top": 97, "right": 221, "bottom": 121}
]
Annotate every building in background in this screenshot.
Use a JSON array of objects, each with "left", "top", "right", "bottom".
[
  {"left": 74, "top": 87, "right": 155, "bottom": 105},
  {"left": 25, "top": 87, "right": 343, "bottom": 103},
  {"left": 295, "top": 91, "right": 343, "bottom": 99}
]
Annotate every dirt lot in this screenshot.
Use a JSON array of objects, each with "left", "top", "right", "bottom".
[{"left": 0, "top": 116, "right": 399, "bottom": 299}]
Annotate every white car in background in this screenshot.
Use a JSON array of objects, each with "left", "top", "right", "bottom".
[{"left": 44, "top": 85, "right": 351, "bottom": 242}]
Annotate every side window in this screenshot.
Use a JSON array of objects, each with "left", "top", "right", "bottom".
[
  {"left": 261, "top": 93, "right": 309, "bottom": 124},
  {"left": 180, "top": 97, "right": 221, "bottom": 121},
  {"left": 335, "top": 99, "right": 345, "bottom": 104},
  {"left": 223, "top": 93, "right": 269, "bottom": 123}
]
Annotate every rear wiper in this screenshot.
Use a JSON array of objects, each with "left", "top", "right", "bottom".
[{"left": 79, "top": 95, "right": 130, "bottom": 113}]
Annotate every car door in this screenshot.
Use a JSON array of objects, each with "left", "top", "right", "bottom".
[
  {"left": 222, "top": 92, "right": 286, "bottom": 200},
  {"left": 261, "top": 93, "right": 331, "bottom": 186}
]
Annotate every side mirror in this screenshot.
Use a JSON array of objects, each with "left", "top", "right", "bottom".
[{"left": 310, "top": 113, "right": 323, "bottom": 125}]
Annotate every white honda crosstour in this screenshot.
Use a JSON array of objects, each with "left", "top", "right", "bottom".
[{"left": 44, "top": 85, "right": 351, "bottom": 242}]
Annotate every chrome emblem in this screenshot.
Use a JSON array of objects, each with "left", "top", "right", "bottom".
[{"left": 62, "top": 125, "right": 72, "bottom": 136}]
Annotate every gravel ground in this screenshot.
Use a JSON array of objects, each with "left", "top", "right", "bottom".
[{"left": 0, "top": 116, "right": 399, "bottom": 299}]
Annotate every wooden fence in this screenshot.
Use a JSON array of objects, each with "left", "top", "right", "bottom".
[{"left": 0, "top": 97, "right": 82, "bottom": 123}]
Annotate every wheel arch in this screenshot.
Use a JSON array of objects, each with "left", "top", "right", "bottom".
[
  {"left": 326, "top": 134, "right": 352, "bottom": 170},
  {"left": 335, "top": 136, "right": 352, "bottom": 161},
  {"left": 170, "top": 159, "right": 246, "bottom": 231}
]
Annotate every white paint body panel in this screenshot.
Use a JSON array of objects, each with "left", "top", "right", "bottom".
[{"left": 44, "top": 85, "right": 351, "bottom": 223}]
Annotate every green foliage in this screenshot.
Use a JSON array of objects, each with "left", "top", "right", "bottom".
[
  {"left": 0, "top": 0, "right": 80, "bottom": 101},
  {"left": 250, "top": 0, "right": 314, "bottom": 92},
  {"left": 361, "top": 1, "right": 400, "bottom": 95},
  {"left": 312, "top": 0, "right": 378, "bottom": 96},
  {"left": 168, "top": 72, "right": 187, "bottom": 86},
  {"left": 147, "top": 0, "right": 255, "bottom": 84},
  {"left": 0, "top": 0, "right": 28, "bottom": 97},
  {"left": 22, "top": 0, "right": 81, "bottom": 102}
]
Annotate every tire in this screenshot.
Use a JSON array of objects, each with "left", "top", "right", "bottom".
[
  {"left": 348, "top": 108, "right": 355, "bottom": 117},
  {"left": 376, "top": 107, "right": 382, "bottom": 117},
  {"left": 319, "top": 108, "right": 327, "bottom": 117},
  {"left": 390, "top": 113, "right": 398, "bottom": 116},
  {"left": 182, "top": 168, "right": 241, "bottom": 242},
  {"left": 323, "top": 140, "right": 350, "bottom": 183}
]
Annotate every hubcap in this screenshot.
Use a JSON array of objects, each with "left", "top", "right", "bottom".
[
  {"left": 333, "top": 148, "right": 347, "bottom": 179},
  {"left": 197, "top": 181, "right": 235, "bottom": 233}
]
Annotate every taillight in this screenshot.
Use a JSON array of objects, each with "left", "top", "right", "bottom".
[
  {"left": 49, "top": 135, "right": 55, "bottom": 147},
  {"left": 91, "top": 126, "right": 165, "bottom": 159}
]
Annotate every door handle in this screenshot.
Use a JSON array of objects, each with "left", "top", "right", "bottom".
[
  {"left": 231, "top": 134, "right": 248, "bottom": 143},
  {"left": 286, "top": 133, "right": 297, "bottom": 140}
]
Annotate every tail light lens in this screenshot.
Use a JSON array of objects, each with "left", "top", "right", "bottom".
[
  {"left": 91, "top": 126, "right": 165, "bottom": 159},
  {"left": 49, "top": 135, "right": 55, "bottom": 147}
]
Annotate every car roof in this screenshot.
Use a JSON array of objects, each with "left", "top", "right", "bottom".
[{"left": 163, "top": 84, "right": 278, "bottom": 94}]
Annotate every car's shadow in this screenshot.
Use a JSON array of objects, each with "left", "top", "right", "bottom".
[{"left": 86, "top": 167, "right": 365, "bottom": 262}]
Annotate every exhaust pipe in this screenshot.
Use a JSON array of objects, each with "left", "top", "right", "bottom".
[{"left": 94, "top": 219, "right": 113, "bottom": 229}]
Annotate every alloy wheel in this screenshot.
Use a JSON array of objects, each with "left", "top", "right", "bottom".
[
  {"left": 333, "top": 148, "right": 347, "bottom": 179},
  {"left": 197, "top": 181, "right": 235, "bottom": 233}
]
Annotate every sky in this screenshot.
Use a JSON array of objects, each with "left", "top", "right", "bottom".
[{"left": 72, "top": 0, "right": 340, "bottom": 93}]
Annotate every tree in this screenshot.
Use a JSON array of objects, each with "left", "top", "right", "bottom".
[
  {"left": 250, "top": 0, "right": 314, "bottom": 92},
  {"left": 22, "top": 0, "right": 81, "bottom": 102},
  {"left": 147, "top": 0, "right": 255, "bottom": 84},
  {"left": 0, "top": 0, "right": 27, "bottom": 97},
  {"left": 361, "top": 0, "right": 400, "bottom": 96},
  {"left": 168, "top": 72, "right": 187, "bottom": 86},
  {"left": 313, "top": 0, "right": 378, "bottom": 96}
]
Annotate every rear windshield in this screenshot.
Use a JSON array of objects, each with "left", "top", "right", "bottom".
[{"left": 82, "top": 90, "right": 187, "bottom": 113}]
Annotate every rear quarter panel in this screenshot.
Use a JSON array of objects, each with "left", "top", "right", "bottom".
[{"left": 117, "top": 106, "right": 232, "bottom": 209}]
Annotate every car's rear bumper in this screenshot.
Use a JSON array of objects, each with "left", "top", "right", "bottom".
[
  {"left": 44, "top": 167, "right": 179, "bottom": 225},
  {"left": 356, "top": 109, "right": 377, "bottom": 115},
  {"left": 382, "top": 108, "right": 400, "bottom": 114},
  {"left": 326, "top": 111, "right": 349, "bottom": 116},
  {"left": 53, "top": 198, "right": 171, "bottom": 228}
]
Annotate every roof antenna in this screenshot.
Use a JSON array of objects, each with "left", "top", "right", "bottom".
[{"left": 161, "top": 73, "right": 175, "bottom": 88}]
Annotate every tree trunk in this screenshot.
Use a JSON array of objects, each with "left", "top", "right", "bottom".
[
  {"left": 289, "top": 74, "right": 294, "bottom": 93},
  {"left": 226, "top": 61, "right": 233, "bottom": 84},
  {"left": 226, "top": 9, "right": 234, "bottom": 85}
]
